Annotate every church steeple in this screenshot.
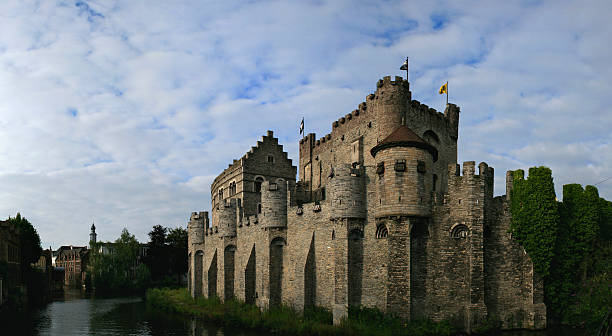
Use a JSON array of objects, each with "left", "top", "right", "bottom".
[{"left": 89, "top": 221, "right": 97, "bottom": 248}]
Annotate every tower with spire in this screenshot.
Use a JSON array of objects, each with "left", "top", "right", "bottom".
[{"left": 89, "top": 221, "right": 97, "bottom": 248}]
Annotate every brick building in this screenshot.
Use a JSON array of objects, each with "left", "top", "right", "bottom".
[
  {"left": 0, "top": 220, "right": 21, "bottom": 306},
  {"left": 55, "top": 245, "right": 88, "bottom": 287},
  {"left": 187, "top": 75, "right": 546, "bottom": 332}
]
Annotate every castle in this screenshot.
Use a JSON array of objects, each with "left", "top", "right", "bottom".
[{"left": 187, "top": 75, "right": 546, "bottom": 332}]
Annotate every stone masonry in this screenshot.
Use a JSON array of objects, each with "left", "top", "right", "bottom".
[{"left": 187, "top": 75, "right": 546, "bottom": 332}]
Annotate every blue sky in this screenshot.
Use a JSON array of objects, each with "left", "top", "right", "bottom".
[{"left": 0, "top": 0, "right": 610, "bottom": 248}]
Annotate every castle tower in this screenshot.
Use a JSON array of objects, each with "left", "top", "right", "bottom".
[
  {"left": 218, "top": 200, "right": 238, "bottom": 237},
  {"left": 371, "top": 76, "right": 411, "bottom": 143},
  {"left": 89, "top": 221, "right": 96, "bottom": 248},
  {"left": 370, "top": 125, "right": 437, "bottom": 320},
  {"left": 260, "top": 180, "right": 288, "bottom": 228},
  {"left": 371, "top": 125, "right": 437, "bottom": 218},
  {"left": 327, "top": 164, "right": 366, "bottom": 324},
  {"left": 187, "top": 211, "right": 208, "bottom": 298}
]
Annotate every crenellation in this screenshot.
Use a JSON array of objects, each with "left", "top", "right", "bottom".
[{"left": 188, "top": 73, "right": 545, "bottom": 332}]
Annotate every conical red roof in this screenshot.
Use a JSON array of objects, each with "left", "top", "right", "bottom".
[{"left": 370, "top": 125, "right": 438, "bottom": 161}]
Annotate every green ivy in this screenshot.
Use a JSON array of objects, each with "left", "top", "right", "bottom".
[{"left": 509, "top": 167, "right": 559, "bottom": 278}]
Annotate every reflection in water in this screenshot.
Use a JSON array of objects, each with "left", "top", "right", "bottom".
[
  {"left": 19, "top": 289, "right": 258, "bottom": 336},
  {"left": 14, "top": 289, "right": 586, "bottom": 336}
]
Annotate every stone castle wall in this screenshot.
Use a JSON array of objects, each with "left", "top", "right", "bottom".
[{"left": 187, "top": 75, "right": 545, "bottom": 332}]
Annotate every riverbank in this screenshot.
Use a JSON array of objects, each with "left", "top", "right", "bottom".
[{"left": 145, "top": 288, "right": 458, "bottom": 336}]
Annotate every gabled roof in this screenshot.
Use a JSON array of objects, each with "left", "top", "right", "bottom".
[{"left": 370, "top": 125, "right": 438, "bottom": 161}]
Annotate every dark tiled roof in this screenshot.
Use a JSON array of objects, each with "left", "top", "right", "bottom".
[{"left": 370, "top": 125, "right": 438, "bottom": 161}]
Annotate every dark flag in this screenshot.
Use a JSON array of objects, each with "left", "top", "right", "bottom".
[{"left": 299, "top": 117, "right": 304, "bottom": 135}]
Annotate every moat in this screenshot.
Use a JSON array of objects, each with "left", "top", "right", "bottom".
[{"left": 13, "top": 290, "right": 585, "bottom": 336}]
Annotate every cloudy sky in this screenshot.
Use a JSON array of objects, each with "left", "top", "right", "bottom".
[{"left": 1, "top": 0, "right": 610, "bottom": 248}]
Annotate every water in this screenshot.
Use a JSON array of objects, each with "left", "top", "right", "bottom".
[
  {"left": 6, "top": 289, "right": 587, "bottom": 336},
  {"left": 9, "top": 289, "right": 259, "bottom": 336}
]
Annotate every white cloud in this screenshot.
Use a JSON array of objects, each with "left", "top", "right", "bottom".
[{"left": 0, "top": 0, "right": 610, "bottom": 248}]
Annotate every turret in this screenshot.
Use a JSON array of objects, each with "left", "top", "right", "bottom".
[
  {"left": 328, "top": 164, "right": 366, "bottom": 219},
  {"left": 188, "top": 211, "right": 208, "bottom": 246},
  {"left": 261, "top": 180, "right": 288, "bottom": 228},
  {"left": 372, "top": 76, "right": 411, "bottom": 143},
  {"left": 371, "top": 125, "right": 437, "bottom": 218},
  {"left": 444, "top": 103, "right": 460, "bottom": 140},
  {"left": 218, "top": 199, "right": 238, "bottom": 237}
]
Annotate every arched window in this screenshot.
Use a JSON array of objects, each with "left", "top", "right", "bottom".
[
  {"left": 218, "top": 188, "right": 224, "bottom": 200},
  {"left": 450, "top": 224, "right": 469, "bottom": 238},
  {"left": 255, "top": 177, "right": 264, "bottom": 193},
  {"left": 375, "top": 224, "right": 388, "bottom": 239},
  {"left": 423, "top": 130, "right": 440, "bottom": 145},
  {"left": 229, "top": 181, "right": 237, "bottom": 196}
]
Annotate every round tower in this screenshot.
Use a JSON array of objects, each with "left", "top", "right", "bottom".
[
  {"left": 371, "top": 76, "right": 411, "bottom": 143},
  {"left": 218, "top": 199, "right": 238, "bottom": 237},
  {"left": 188, "top": 211, "right": 207, "bottom": 246},
  {"left": 328, "top": 164, "right": 366, "bottom": 220},
  {"left": 261, "top": 180, "right": 288, "bottom": 228},
  {"left": 371, "top": 125, "right": 437, "bottom": 218}
]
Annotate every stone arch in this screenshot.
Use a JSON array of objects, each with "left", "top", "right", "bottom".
[
  {"left": 194, "top": 250, "right": 203, "bottom": 298},
  {"left": 244, "top": 244, "right": 256, "bottom": 304},
  {"left": 376, "top": 223, "right": 388, "bottom": 239},
  {"left": 304, "top": 233, "right": 316, "bottom": 308},
  {"left": 423, "top": 130, "right": 440, "bottom": 145},
  {"left": 269, "top": 237, "right": 286, "bottom": 307},
  {"left": 410, "top": 219, "right": 429, "bottom": 319},
  {"left": 224, "top": 245, "right": 237, "bottom": 300},
  {"left": 188, "top": 252, "right": 192, "bottom": 295},
  {"left": 450, "top": 223, "right": 469, "bottom": 238},
  {"left": 348, "top": 228, "right": 363, "bottom": 307},
  {"left": 208, "top": 250, "right": 217, "bottom": 298},
  {"left": 254, "top": 176, "right": 264, "bottom": 193}
]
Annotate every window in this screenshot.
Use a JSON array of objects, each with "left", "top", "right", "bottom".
[
  {"left": 255, "top": 177, "right": 264, "bottom": 193},
  {"left": 229, "top": 182, "right": 237, "bottom": 196},
  {"left": 451, "top": 224, "right": 469, "bottom": 238},
  {"left": 376, "top": 224, "right": 388, "bottom": 239},
  {"left": 257, "top": 203, "right": 262, "bottom": 214},
  {"left": 377, "top": 162, "right": 385, "bottom": 175},
  {"left": 267, "top": 155, "right": 274, "bottom": 163},
  {"left": 394, "top": 159, "right": 406, "bottom": 172},
  {"left": 218, "top": 188, "right": 224, "bottom": 200},
  {"left": 433, "top": 174, "right": 438, "bottom": 191},
  {"left": 417, "top": 160, "right": 426, "bottom": 173}
]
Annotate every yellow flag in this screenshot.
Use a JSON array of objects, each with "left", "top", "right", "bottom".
[{"left": 438, "top": 82, "right": 448, "bottom": 95}]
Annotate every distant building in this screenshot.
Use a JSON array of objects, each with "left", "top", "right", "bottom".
[
  {"left": 55, "top": 245, "right": 89, "bottom": 287},
  {"left": 0, "top": 220, "right": 21, "bottom": 306}
]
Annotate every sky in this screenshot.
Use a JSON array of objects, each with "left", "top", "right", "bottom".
[{"left": 0, "top": 0, "right": 610, "bottom": 249}]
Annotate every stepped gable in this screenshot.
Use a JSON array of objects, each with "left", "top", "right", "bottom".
[{"left": 370, "top": 125, "right": 438, "bottom": 161}]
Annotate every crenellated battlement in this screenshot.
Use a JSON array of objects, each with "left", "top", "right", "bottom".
[{"left": 187, "top": 72, "right": 544, "bottom": 332}]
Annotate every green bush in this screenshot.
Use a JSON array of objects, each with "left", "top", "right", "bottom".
[{"left": 146, "top": 288, "right": 457, "bottom": 336}]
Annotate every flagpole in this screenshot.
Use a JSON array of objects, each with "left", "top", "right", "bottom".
[{"left": 446, "top": 81, "right": 449, "bottom": 105}]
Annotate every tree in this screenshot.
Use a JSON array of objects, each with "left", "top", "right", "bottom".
[
  {"left": 167, "top": 227, "right": 188, "bottom": 283},
  {"left": 7, "top": 213, "right": 42, "bottom": 273},
  {"left": 146, "top": 225, "right": 168, "bottom": 281},
  {"left": 90, "top": 228, "right": 149, "bottom": 294}
]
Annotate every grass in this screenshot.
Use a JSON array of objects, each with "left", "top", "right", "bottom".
[{"left": 145, "top": 288, "right": 459, "bottom": 336}]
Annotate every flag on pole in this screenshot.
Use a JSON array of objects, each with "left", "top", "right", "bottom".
[
  {"left": 438, "top": 82, "right": 448, "bottom": 95},
  {"left": 299, "top": 117, "right": 304, "bottom": 135}
]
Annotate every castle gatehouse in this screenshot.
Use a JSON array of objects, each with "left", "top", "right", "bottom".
[{"left": 187, "top": 75, "right": 546, "bottom": 332}]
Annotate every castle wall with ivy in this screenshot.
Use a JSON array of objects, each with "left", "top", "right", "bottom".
[{"left": 187, "top": 75, "right": 546, "bottom": 332}]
